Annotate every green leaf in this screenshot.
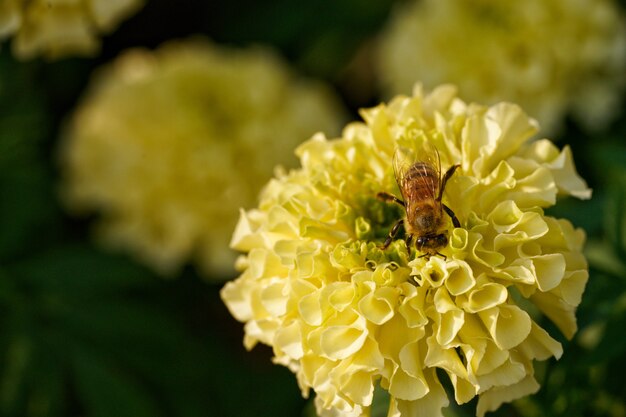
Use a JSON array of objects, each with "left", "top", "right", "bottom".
[
  {"left": 371, "top": 384, "right": 391, "bottom": 417},
  {"left": 0, "top": 54, "right": 48, "bottom": 172},
  {"left": 9, "top": 244, "right": 155, "bottom": 295},
  {"left": 585, "top": 239, "right": 625, "bottom": 281},
  {"left": 0, "top": 335, "right": 31, "bottom": 415},
  {"left": 587, "top": 299, "right": 626, "bottom": 364},
  {"left": 589, "top": 143, "right": 626, "bottom": 180},
  {"left": 216, "top": 0, "right": 396, "bottom": 77},
  {"left": 545, "top": 192, "right": 604, "bottom": 238},
  {"left": 60, "top": 300, "right": 201, "bottom": 377},
  {"left": 0, "top": 166, "right": 61, "bottom": 261},
  {"left": 604, "top": 178, "right": 626, "bottom": 259},
  {"left": 20, "top": 333, "right": 67, "bottom": 417},
  {"left": 72, "top": 347, "right": 162, "bottom": 417},
  {"left": 0, "top": 52, "right": 57, "bottom": 261},
  {"left": 2, "top": 245, "right": 213, "bottom": 416}
]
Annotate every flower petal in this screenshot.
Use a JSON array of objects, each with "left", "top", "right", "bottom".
[{"left": 479, "top": 305, "right": 532, "bottom": 350}]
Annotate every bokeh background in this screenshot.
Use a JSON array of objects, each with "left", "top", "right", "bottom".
[{"left": 1, "top": 1, "right": 625, "bottom": 416}]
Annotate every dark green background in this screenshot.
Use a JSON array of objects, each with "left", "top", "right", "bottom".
[{"left": 0, "top": 1, "right": 625, "bottom": 416}]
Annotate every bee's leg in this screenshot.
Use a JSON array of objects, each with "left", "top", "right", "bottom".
[
  {"left": 380, "top": 219, "right": 403, "bottom": 250},
  {"left": 377, "top": 191, "right": 405, "bottom": 207},
  {"left": 419, "top": 251, "right": 446, "bottom": 261},
  {"left": 443, "top": 204, "right": 461, "bottom": 228},
  {"left": 405, "top": 234, "right": 413, "bottom": 257},
  {"left": 438, "top": 164, "right": 460, "bottom": 201}
]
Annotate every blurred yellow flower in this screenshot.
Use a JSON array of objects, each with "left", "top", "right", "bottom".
[
  {"left": 0, "top": 0, "right": 144, "bottom": 59},
  {"left": 377, "top": 0, "right": 626, "bottom": 135},
  {"left": 59, "top": 38, "right": 346, "bottom": 278},
  {"left": 221, "top": 85, "right": 591, "bottom": 417}
]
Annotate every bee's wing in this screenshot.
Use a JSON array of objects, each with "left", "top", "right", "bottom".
[
  {"left": 418, "top": 140, "right": 442, "bottom": 197},
  {"left": 393, "top": 143, "right": 441, "bottom": 202},
  {"left": 392, "top": 146, "right": 416, "bottom": 201}
]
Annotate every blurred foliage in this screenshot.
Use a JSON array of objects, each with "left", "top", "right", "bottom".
[{"left": 0, "top": 0, "right": 625, "bottom": 416}]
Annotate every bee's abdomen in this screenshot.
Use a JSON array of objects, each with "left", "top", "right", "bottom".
[{"left": 404, "top": 162, "right": 439, "bottom": 197}]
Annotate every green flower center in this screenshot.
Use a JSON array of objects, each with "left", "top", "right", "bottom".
[{"left": 355, "top": 195, "right": 405, "bottom": 242}]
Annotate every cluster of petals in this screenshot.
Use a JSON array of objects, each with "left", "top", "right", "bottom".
[
  {"left": 59, "top": 38, "right": 345, "bottom": 277},
  {"left": 0, "top": 0, "right": 144, "bottom": 59},
  {"left": 377, "top": 0, "right": 626, "bottom": 135},
  {"left": 222, "top": 84, "right": 591, "bottom": 416}
]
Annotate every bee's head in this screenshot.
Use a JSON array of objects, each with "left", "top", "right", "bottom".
[
  {"left": 416, "top": 233, "right": 448, "bottom": 250},
  {"left": 433, "top": 233, "right": 448, "bottom": 248}
]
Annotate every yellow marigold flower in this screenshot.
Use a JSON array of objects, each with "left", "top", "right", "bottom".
[
  {"left": 0, "top": 0, "right": 144, "bottom": 59},
  {"left": 221, "top": 84, "right": 591, "bottom": 417},
  {"left": 59, "top": 38, "right": 346, "bottom": 277},
  {"left": 377, "top": 0, "right": 626, "bottom": 135}
]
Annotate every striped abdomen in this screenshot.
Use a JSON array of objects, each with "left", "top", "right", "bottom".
[
  {"left": 401, "top": 162, "right": 439, "bottom": 202},
  {"left": 402, "top": 162, "right": 443, "bottom": 236}
]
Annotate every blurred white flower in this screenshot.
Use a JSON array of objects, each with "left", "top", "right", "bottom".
[
  {"left": 0, "top": 0, "right": 144, "bottom": 59},
  {"left": 378, "top": 0, "right": 626, "bottom": 135},
  {"left": 59, "top": 38, "right": 347, "bottom": 278}
]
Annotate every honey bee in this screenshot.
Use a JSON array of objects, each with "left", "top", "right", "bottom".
[{"left": 377, "top": 142, "right": 460, "bottom": 259}]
